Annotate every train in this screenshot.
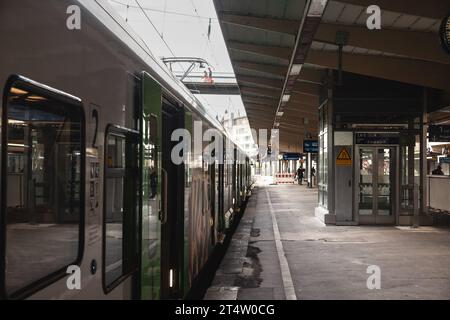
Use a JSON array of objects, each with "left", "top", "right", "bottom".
[{"left": 0, "top": 0, "right": 252, "bottom": 299}]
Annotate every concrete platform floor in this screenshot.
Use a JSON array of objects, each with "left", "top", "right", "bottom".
[{"left": 205, "top": 182, "right": 450, "bottom": 300}]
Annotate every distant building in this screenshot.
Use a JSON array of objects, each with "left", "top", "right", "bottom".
[{"left": 221, "top": 111, "right": 258, "bottom": 158}]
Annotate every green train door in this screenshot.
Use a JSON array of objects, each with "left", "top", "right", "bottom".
[
  {"left": 161, "top": 101, "right": 185, "bottom": 299},
  {"left": 141, "top": 73, "right": 185, "bottom": 299},
  {"left": 140, "top": 72, "right": 162, "bottom": 299}
]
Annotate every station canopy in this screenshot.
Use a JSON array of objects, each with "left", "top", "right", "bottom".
[{"left": 213, "top": 0, "right": 450, "bottom": 153}]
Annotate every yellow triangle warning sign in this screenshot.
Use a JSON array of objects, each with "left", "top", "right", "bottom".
[{"left": 336, "top": 147, "right": 352, "bottom": 166}]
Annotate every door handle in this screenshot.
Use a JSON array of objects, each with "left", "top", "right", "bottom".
[
  {"left": 348, "top": 180, "right": 352, "bottom": 187},
  {"left": 159, "top": 168, "right": 168, "bottom": 224}
]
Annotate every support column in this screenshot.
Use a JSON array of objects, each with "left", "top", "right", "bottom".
[
  {"left": 315, "top": 69, "right": 335, "bottom": 224},
  {"left": 307, "top": 153, "right": 312, "bottom": 188},
  {"left": 327, "top": 71, "right": 335, "bottom": 215}
]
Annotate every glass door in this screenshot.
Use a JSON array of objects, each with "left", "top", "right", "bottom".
[
  {"left": 357, "top": 146, "right": 396, "bottom": 224},
  {"left": 377, "top": 148, "right": 393, "bottom": 217},
  {"left": 358, "top": 148, "right": 375, "bottom": 216}
]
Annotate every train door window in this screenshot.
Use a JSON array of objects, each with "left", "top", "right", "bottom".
[
  {"left": 143, "top": 114, "right": 158, "bottom": 249},
  {"left": 143, "top": 114, "right": 158, "bottom": 201},
  {"left": 126, "top": 74, "right": 139, "bottom": 130},
  {"left": 103, "top": 126, "right": 139, "bottom": 291},
  {"left": 2, "top": 76, "right": 84, "bottom": 298}
]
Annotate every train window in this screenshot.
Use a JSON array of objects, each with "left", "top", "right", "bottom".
[
  {"left": 2, "top": 76, "right": 84, "bottom": 297},
  {"left": 103, "top": 127, "right": 139, "bottom": 291},
  {"left": 143, "top": 114, "right": 158, "bottom": 201}
]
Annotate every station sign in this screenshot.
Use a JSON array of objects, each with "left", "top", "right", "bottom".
[
  {"left": 429, "top": 125, "right": 450, "bottom": 142},
  {"left": 282, "top": 153, "right": 302, "bottom": 161},
  {"left": 336, "top": 147, "right": 352, "bottom": 166},
  {"left": 355, "top": 133, "right": 399, "bottom": 145},
  {"left": 439, "top": 157, "right": 450, "bottom": 164},
  {"left": 303, "top": 140, "right": 319, "bottom": 153}
]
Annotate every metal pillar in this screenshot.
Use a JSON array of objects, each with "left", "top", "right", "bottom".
[
  {"left": 307, "top": 153, "right": 312, "bottom": 188},
  {"left": 413, "top": 183, "right": 419, "bottom": 228}
]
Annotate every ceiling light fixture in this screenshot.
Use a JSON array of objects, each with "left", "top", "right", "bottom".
[
  {"left": 290, "top": 64, "right": 302, "bottom": 76},
  {"left": 282, "top": 94, "right": 291, "bottom": 103},
  {"left": 308, "top": 0, "right": 328, "bottom": 17},
  {"left": 10, "top": 87, "right": 28, "bottom": 95}
]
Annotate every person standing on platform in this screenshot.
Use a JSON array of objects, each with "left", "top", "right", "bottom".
[
  {"left": 311, "top": 166, "right": 316, "bottom": 187},
  {"left": 297, "top": 167, "right": 304, "bottom": 185},
  {"left": 432, "top": 165, "right": 444, "bottom": 175}
]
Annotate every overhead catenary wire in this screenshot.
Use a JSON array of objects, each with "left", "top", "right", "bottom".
[
  {"left": 112, "top": 0, "right": 221, "bottom": 72},
  {"left": 110, "top": 0, "right": 218, "bottom": 21},
  {"left": 134, "top": 0, "right": 176, "bottom": 57},
  {"left": 187, "top": 0, "right": 220, "bottom": 69},
  {"left": 133, "top": 0, "right": 201, "bottom": 88},
  {"left": 115, "top": 0, "right": 218, "bottom": 114},
  {"left": 161, "top": 0, "right": 168, "bottom": 39}
]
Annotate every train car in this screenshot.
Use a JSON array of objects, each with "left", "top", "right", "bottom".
[{"left": 0, "top": 0, "right": 252, "bottom": 300}]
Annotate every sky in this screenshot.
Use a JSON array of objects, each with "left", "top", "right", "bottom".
[{"left": 107, "top": 0, "right": 246, "bottom": 120}]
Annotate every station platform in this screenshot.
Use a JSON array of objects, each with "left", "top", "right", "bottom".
[{"left": 205, "top": 182, "right": 450, "bottom": 300}]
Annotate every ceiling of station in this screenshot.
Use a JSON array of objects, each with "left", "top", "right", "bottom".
[
  {"left": 323, "top": 1, "right": 441, "bottom": 32},
  {"left": 214, "top": 0, "right": 450, "bottom": 153},
  {"left": 216, "top": 0, "right": 307, "bottom": 20}
]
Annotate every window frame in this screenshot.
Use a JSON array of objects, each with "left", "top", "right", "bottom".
[
  {"left": 102, "top": 124, "right": 140, "bottom": 294},
  {"left": 1, "top": 74, "right": 85, "bottom": 299}
]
